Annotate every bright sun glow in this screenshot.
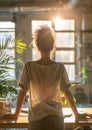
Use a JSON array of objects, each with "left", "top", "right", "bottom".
[
  {"left": 54, "top": 17, "right": 62, "bottom": 25},
  {"left": 53, "top": 17, "right": 74, "bottom": 30},
  {"left": 53, "top": 17, "right": 67, "bottom": 30},
  {"left": 54, "top": 18, "right": 65, "bottom": 30},
  {"left": 0, "top": 22, "right": 15, "bottom": 28}
]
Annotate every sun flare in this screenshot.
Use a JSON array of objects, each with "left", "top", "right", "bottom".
[{"left": 53, "top": 17, "right": 66, "bottom": 30}]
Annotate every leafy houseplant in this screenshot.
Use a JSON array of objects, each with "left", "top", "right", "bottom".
[
  {"left": 0, "top": 37, "right": 17, "bottom": 97},
  {"left": 0, "top": 36, "right": 26, "bottom": 98}
]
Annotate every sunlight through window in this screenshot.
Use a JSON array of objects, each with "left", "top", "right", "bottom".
[
  {"left": 53, "top": 18, "right": 74, "bottom": 31},
  {"left": 0, "top": 21, "right": 15, "bottom": 79}
]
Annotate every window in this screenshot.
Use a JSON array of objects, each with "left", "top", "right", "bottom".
[
  {"left": 31, "top": 19, "right": 77, "bottom": 82},
  {"left": 0, "top": 21, "right": 15, "bottom": 79},
  {"left": 53, "top": 19, "right": 75, "bottom": 82}
]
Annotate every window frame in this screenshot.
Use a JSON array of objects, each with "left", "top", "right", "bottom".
[{"left": 52, "top": 19, "right": 76, "bottom": 82}]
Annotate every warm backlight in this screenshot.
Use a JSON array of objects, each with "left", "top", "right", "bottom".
[{"left": 53, "top": 17, "right": 66, "bottom": 30}]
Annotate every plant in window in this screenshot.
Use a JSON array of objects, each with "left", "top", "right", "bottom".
[
  {"left": 15, "top": 36, "right": 26, "bottom": 79},
  {"left": 0, "top": 36, "right": 26, "bottom": 97},
  {"left": 0, "top": 37, "right": 17, "bottom": 97}
]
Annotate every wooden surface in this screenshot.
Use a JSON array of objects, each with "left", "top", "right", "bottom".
[
  {"left": 0, "top": 108, "right": 92, "bottom": 129},
  {"left": 63, "top": 108, "right": 92, "bottom": 129}
]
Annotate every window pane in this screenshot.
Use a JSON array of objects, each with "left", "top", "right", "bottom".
[
  {"left": 0, "top": 22, "right": 15, "bottom": 79},
  {"left": 65, "top": 65, "right": 75, "bottom": 81},
  {"left": 0, "top": 32, "right": 15, "bottom": 51},
  {"left": 0, "top": 32, "right": 15, "bottom": 40},
  {"left": 54, "top": 19, "right": 74, "bottom": 31},
  {"left": 0, "top": 22, "right": 15, "bottom": 28},
  {"left": 6, "top": 49, "right": 15, "bottom": 59},
  {"left": 56, "top": 33, "right": 75, "bottom": 48},
  {"left": 32, "top": 48, "right": 40, "bottom": 60},
  {"left": 32, "top": 20, "right": 52, "bottom": 34},
  {"left": 55, "top": 51, "right": 74, "bottom": 62},
  {"left": 7, "top": 64, "right": 15, "bottom": 79}
]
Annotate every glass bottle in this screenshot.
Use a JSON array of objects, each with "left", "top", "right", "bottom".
[{"left": 6, "top": 93, "right": 12, "bottom": 114}]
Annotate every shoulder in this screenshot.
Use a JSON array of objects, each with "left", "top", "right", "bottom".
[
  {"left": 56, "top": 62, "right": 65, "bottom": 68},
  {"left": 25, "top": 60, "right": 33, "bottom": 65},
  {"left": 24, "top": 61, "right": 33, "bottom": 68},
  {"left": 56, "top": 62, "right": 67, "bottom": 74}
]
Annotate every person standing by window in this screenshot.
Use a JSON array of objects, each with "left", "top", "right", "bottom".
[{"left": 2, "top": 25, "right": 86, "bottom": 130}]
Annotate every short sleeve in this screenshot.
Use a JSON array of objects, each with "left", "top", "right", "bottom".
[
  {"left": 60, "top": 64, "right": 71, "bottom": 92},
  {"left": 18, "top": 62, "right": 30, "bottom": 91}
]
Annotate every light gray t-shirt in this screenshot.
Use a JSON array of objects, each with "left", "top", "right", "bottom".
[{"left": 18, "top": 61, "right": 70, "bottom": 122}]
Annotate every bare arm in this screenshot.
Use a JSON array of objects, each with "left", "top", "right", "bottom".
[
  {"left": 14, "top": 89, "right": 27, "bottom": 117},
  {"left": 64, "top": 89, "right": 87, "bottom": 120},
  {"left": 64, "top": 89, "right": 78, "bottom": 117},
  {"left": 2, "top": 89, "right": 27, "bottom": 119}
]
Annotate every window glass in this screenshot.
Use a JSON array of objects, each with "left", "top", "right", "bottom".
[
  {"left": 56, "top": 33, "right": 75, "bottom": 48},
  {"left": 32, "top": 48, "right": 41, "bottom": 60},
  {"left": 32, "top": 20, "right": 52, "bottom": 34},
  {"left": 53, "top": 19, "right": 74, "bottom": 31},
  {"left": 65, "top": 65, "right": 75, "bottom": 82},
  {"left": 6, "top": 49, "right": 15, "bottom": 59},
  {"left": 0, "top": 22, "right": 15, "bottom": 28},
  {"left": 55, "top": 51, "right": 74, "bottom": 62},
  {"left": 7, "top": 64, "right": 15, "bottom": 78},
  {"left": 0, "top": 32, "right": 14, "bottom": 41},
  {"left": 0, "top": 22, "right": 15, "bottom": 79},
  {"left": 53, "top": 19, "right": 75, "bottom": 82}
]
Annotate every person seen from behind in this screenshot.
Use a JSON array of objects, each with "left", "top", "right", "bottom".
[{"left": 1, "top": 25, "right": 87, "bottom": 130}]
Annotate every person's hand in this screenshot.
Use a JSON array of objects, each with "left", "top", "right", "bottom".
[
  {"left": 75, "top": 112, "right": 87, "bottom": 123},
  {"left": 77, "top": 113, "right": 87, "bottom": 118},
  {"left": 1, "top": 113, "right": 18, "bottom": 120}
]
